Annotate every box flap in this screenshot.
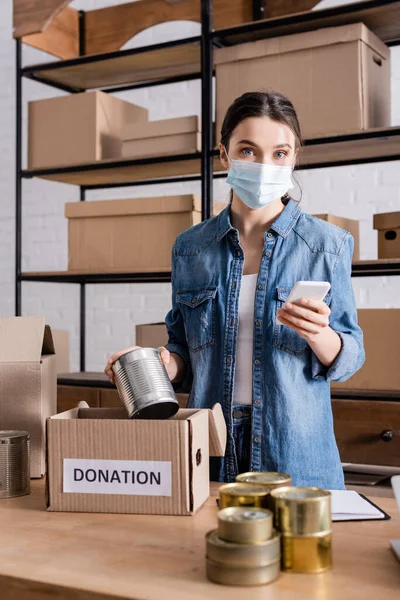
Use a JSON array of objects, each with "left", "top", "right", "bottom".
[
  {"left": 65, "top": 196, "right": 195, "bottom": 219},
  {"left": 373, "top": 211, "right": 400, "bottom": 231},
  {"left": 208, "top": 403, "right": 227, "bottom": 457},
  {"left": 215, "top": 22, "right": 389, "bottom": 66},
  {"left": 0, "top": 316, "right": 47, "bottom": 363},
  {"left": 123, "top": 116, "right": 200, "bottom": 141}
]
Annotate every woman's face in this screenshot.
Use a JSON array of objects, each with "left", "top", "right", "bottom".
[{"left": 220, "top": 116, "right": 297, "bottom": 169}]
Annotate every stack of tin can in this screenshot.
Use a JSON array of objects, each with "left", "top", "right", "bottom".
[
  {"left": 205, "top": 473, "right": 292, "bottom": 586},
  {"left": 206, "top": 506, "right": 280, "bottom": 586},
  {"left": 270, "top": 487, "right": 332, "bottom": 573}
]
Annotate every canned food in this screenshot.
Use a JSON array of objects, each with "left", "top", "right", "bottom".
[
  {"left": 219, "top": 483, "right": 271, "bottom": 509},
  {"left": 237, "top": 472, "right": 291, "bottom": 490},
  {"left": 270, "top": 487, "right": 331, "bottom": 535},
  {"left": 0, "top": 431, "right": 30, "bottom": 499},
  {"left": 206, "top": 557, "right": 281, "bottom": 586},
  {"left": 206, "top": 529, "right": 281, "bottom": 568},
  {"left": 281, "top": 531, "right": 332, "bottom": 573},
  {"left": 217, "top": 507, "right": 273, "bottom": 544},
  {"left": 112, "top": 347, "right": 179, "bottom": 419}
]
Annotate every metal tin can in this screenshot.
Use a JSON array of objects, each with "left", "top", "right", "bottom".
[
  {"left": 112, "top": 347, "right": 179, "bottom": 419},
  {"left": 217, "top": 507, "right": 273, "bottom": 544},
  {"left": 281, "top": 531, "right": 332, "bottom": 573},
  {"left": 236, "top": 471, "right": 291, "bottom": 490},
  {"left": 270, "top": 487, "right": 331, "bottom": 535},
  {"left": 219, "top": 483, "right": 271, "bottom": 509},
  {"left": 206, "top": 528, "right": 281, "bottom": 568},
  {"left": 0, "top": 431, "right": 30, "bottom": 499},
  {"left": 206, "top": 557, "right": 281, "bottom": 586}
]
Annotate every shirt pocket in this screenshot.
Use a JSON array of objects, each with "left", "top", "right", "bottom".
[
  {"left": 177, "top": 287, "right": 218, "bottom": 352},
  {"left": 273, "top": 287, "right": 310, "bottom": 356}
]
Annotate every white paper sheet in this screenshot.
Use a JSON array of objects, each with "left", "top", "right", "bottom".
[{"left": 329, "top": 490, "right": 385, "bottom": 521}]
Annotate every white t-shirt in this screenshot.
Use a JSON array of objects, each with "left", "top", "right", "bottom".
[{"left": 233, "top": 274, "right": 258, "bottom": 406}]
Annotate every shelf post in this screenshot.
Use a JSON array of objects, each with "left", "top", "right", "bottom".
[
  {"left": 201, "top": 0, "right": 213, "bottom": 222},
  {"left": 15, "top": 39, "right": 22, "bottom": 316},
  {"left": 79, "top": 186, "right": 86, "bottom": 372}
]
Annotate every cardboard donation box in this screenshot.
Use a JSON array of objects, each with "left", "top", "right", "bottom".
[
  {"left": 122, "top": 116, "right": 200, "bottom": 159},
  {"left": 136, "top": 323, "right": 169, "bottom": 349},
  {"left": 65, "top": 195, "right": 226, "bottom": 272},
  {"left": 46, "top": 403, "right": 227, "bottom": 515},
  {"left": 28, "top": 91, "right": 148, "bottom": 170},
  {"left": 313, "top": 214, "right": 360, "bottom": 261},
  {"left": 215, "top": 23, "right": 390, "bottom": 139},
  {"left": 373, "top": 212, "right": 400, "bottom": 259},
  {"left": 331, "top": 309, "right": 400, "bottom": 392},
  {"left": 0, "top": 317, "right": 57, "bottom": 477}
]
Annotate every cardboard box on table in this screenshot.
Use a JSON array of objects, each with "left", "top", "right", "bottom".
[
  {"left": 28, "top": 91, "right": 148, "bottom": 170},
  {"left": 373, "top": 212, "right": 400, "bottom": 259},
  {"left": 0, "top": 317, "right": 57, "bottom": 477},
  {"left": 215, "top": 23, "right": 390, "bottom": 140},
  {"left": 46, "top": 402, "right": 226, "bottom": 515},
  {"left": 65, "top": 195, "right": 226, "bottom": 273}
]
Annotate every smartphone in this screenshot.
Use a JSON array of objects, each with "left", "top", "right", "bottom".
[
  {"left": 285, "top": 281, "right": 331, "bottom": 307},
  {"left": 277, "top": 281, "right": 331, "bottom": 324}
]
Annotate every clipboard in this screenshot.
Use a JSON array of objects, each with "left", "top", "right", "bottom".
[{"left": 332, "top": 494, "right": 391, "bottom": 522}]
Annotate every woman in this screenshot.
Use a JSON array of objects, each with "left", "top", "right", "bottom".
[{"left": 106, "top": 91, "right": 365, "bottom": 490}]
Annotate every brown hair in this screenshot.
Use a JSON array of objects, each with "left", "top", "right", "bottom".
[{"left": 221, "top": 91, "right": 303, "bottom": 151}]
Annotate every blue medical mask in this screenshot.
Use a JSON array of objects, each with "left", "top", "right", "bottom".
[{"left": 225, "top": 151, "right": 294, "bottom": 210}]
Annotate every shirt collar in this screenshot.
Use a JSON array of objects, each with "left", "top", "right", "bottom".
[{"left": 216, "top": 198, "right": 302, "bottom": 241}]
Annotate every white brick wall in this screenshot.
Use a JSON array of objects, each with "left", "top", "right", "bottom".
[{"left": 0, "top": 0, "right": 399, "bottom": 372}]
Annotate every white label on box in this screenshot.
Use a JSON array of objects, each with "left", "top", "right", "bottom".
[{"left": 63, "top": 458, "right": 172, "bottom": 496}]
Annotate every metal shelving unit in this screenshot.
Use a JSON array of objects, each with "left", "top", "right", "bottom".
[{"left": 15, "top": 0, "right": 400, "bottom": 372}]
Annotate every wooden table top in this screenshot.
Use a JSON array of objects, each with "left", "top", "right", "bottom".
[{"left": 1, "top": 480, "right": 399, "bottom": 600}]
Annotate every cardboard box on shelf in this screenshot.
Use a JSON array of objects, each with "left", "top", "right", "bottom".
[
  {"left": 52, "top": 330, "right": 70, "bottom": 374},
  {"left": 65, "top": 195, "right": 227, "bottom": 273},
  {"left": 215, "top": 23, "right": 390, "bottom": 140},
  {"left": 136, "top": 323, "right": 168, "bottom": 349},
  {"left": 122, "top": 116, "right": 201, "bottom": 159},
  {"left": 313, "top": 214, "right": 360, "bottom": 261},
  {"left": 373, "top": 211, "right": 400, "bottom": 259},
  {"left": 46, "top": 402, "right": 226, "bottom": 515},
  {"left": 0, "top": 317, "right": 57, "bottom": 477},
  {"left": 331, "top": 310, "right": 400, "bottom": 392},
  {"left": 28, "top": 91, "right": 148, "bottom": 170}
]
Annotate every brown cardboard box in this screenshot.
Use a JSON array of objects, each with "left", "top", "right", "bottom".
[
  {"left": 215, "top": 23, "right": 390, "bottom": 140},
  {"left": 122, "top": 116, "right": 200, "bottom": 159},
  {"left": 52, "top": 330, "right": 70, "bottom": 374},
  {"left": 331, "top": 310, "right": 400, "bottom": 391},
  {"left": 46, "top": 403, "right": 226, "bottom": 515},
  {"left": 0, "top": 317, "right": 57, "bottom": 477},
  {"left": 28, "top": 91, "right": 148, "bottom": 170},
  {"left": 136, "top": 323, "right": 168, "bottom": 348},
  {"left": 373, "top": 212, "right": 400, "bottom": 259},
  {"left": 313, "top": 214, "right": 360, "bottom": 261},
  {"left": 65, "top": 195, "right": 226, "bottom": 273}
]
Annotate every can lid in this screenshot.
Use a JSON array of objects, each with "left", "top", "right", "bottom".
[
  {"left": 0, "top": 430, "right": 30, "bottom": 444},
  {"left": 270, "top": 486, "right": 331, "bottom": 501},
  {"left": 218, "top": 507, "right": 272, "bottom": 523},
  {"left": 237, "top": 472, "right": 291, "bottom": 485},
  {"left": 219, "top": 483, "right": 270, "bottom": 497}
]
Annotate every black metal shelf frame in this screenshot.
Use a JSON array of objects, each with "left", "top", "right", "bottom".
[{"left": 15, "top": 0, "right": 400, "bottom": 373}]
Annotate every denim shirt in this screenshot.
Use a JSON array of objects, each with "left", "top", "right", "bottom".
[{"left": 165, "top": 199, "right": 365, "bottom": 489}]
